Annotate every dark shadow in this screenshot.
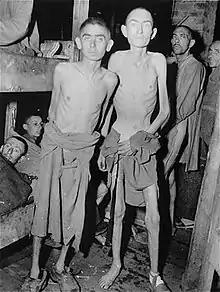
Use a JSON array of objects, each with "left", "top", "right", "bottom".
[
  {"left": 211, "top": 271, "right": 220, "bottom": 292},
  {"left": 0, "top": 236, "right": 32, "bottom": 269},
  {"left": 156, "top": 149, "right": 173, "bottom": 274},
  {"left": 80, "top": 141, "right": 108, "bottom": 257}
]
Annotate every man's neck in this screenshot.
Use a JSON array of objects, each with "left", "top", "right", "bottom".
[
  {"left": 23, "top": 133, "right": 36, "bottom": 144},
  {"left": 129, "top": 46, "right": 148, "bottom": 59},
  {"left": 79, "top": 58, "right": 102, "bottom": 75},
  {"left": 176, "top": 52, "right": 191, "bottom": 63}
]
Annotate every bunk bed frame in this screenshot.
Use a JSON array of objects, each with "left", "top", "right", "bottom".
[
  {"left": 0, "top": 0, "right": 89, "bottom": 249},
  {"left": 0, "top": 51, "right": 61, "bottom": 250}
]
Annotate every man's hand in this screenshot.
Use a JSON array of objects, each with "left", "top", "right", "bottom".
[
  {"left": 28, "top": 175, "right": 38, "bottom": 181},
  {"left": 98, "top": 153, "right": 107, "bottom": 172},
  {"left": 118, "top": 140, "right": 134, "bottom": 156}
]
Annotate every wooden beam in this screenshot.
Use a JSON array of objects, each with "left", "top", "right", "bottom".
[
  {"left": 4, "top": 101, "right": 17, "bottom": 141},
  {"left": 72, "top": 0, "right": 90, "bottom": 40},
  {"left": 182, "top": 91, "right": 220, "bottom": 291},
  {"left": 0, "top": 50, "right": 64, "bottom": 93},
  {"left": 71, "top": 0, "right": 90, "bottom": 61}
]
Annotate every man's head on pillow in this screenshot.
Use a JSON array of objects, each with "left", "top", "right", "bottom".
[{"left": 0, "top": 136, "right": 28, "bottom": 164}]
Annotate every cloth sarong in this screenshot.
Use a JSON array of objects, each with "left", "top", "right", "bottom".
[
  {"left": 31, "top": 122, "right": 100, "bottom": 251},
  {"left": 101, "top": 129, "right": 160, "bottom": 207}
]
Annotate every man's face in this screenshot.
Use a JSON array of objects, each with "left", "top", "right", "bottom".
[
  {"left": 171, "top": 27, "right": 193, "bottom": 56},
  {"left": 1, "top": 137, "right": 25, "bottom": 164},
  {"left": 208, "top": 42, "right": 220, "bottom": 68},
  {"left": 122, "top": 9, "right": 156, "bottom": 48},
  {"left": 24, "top": 116, "right": 43, "bottom": 139},
  {"left": 76, "top": 24, "right": 113, "bottom": 61}
]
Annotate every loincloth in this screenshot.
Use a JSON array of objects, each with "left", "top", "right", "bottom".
[
  {"left": 31, "top": 122, "right": 100, "bottom": 251},
  {"left": 101, "top": 128, "right": 160, "bottom": 207}
]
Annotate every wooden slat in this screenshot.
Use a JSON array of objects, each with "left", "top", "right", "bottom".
[
  {"left": 0, "top": 50, "right": 63, "bottom": 93},
  {"left": 72, "top": 0, "right": 90, "bottom": 40},
  {"left": 4, "top": 101, "right": 17, "bottom": 141},
  {"left": 71, "top": 0, "right": 90, "bottom": 61},
  {"left": 182, "top": 91, "right": 220, "bottom": 291}
]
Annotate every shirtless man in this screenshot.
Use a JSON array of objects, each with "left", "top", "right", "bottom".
[
  {"left": 98, "top": 8, "right": 170, "bottom": 292},
  {"left": 23, "top": 17, "right": 117, "bottom": 292}
]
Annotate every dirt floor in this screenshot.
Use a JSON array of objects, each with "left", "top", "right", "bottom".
[
  {"left": 0, "top": 226, "right": 191, "bottom": 292},
  {"left": 0, "top": 163, "right": 220, "bottom": 292}
]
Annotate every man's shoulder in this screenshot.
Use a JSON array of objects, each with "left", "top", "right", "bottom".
[
  {"left": 111, "top": 50, "right": 128, "bottom": 58},
  {"left": 148, "top": 51, "right": 166, "bottom": 64},
  {"left": 109, "top": 50, "right": 128, "bottom": 64},
  {"left": 188, "top": 56, "right": 205, "bottom": 70},
  {"left": 102, "top": 68, "right": 118, "bottom": 86},
  {"left": 54, "top": 62, "right": 74, "bottom": 73},
  {"left": 148, "top": 51, "right": 165, "bottom": 58}
]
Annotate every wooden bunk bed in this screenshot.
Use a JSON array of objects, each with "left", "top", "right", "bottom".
[
  {"left": 0, "top": 0, "right": 89, "bottom": 250},
  {"left": 0, "top": 51, "right": 61, "bottom": 250}
]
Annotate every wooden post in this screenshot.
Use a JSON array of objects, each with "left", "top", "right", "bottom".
[
  {"left": 182, "top": 91, "right": 220, "bottom": 291},
  {"left": 71, "top": 0, "right": 90, "bottom": 61},
  {"left": 4, "top": 101, "right": 17, "bottom": 141}
]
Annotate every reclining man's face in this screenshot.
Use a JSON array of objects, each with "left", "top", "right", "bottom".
[{"left": 1, "top": 137, "right": 25, "bottom": 164}]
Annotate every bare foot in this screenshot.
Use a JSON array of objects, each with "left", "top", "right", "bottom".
[
  {"left": 30, "top": 267, "right": 40, "bottom": 279},
  {"left": 99, "top": 263, "right": 121, "bottom": 289}
]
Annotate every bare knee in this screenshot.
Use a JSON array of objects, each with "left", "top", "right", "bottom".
[
  {"left": 114, "top": 202, "right": 126, "bottom": 223},
  {"left": 145, "top": 212, "right": 160, "bottom": 231}
]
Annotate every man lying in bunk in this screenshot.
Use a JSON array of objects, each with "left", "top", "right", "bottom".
[{"left": 0, "top": 136, "right": 35, "bottom": 216}]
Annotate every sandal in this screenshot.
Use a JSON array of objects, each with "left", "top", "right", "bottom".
[
  {"left": 20, "top": 270, "right": 48, "bottom": 292},
  {"left": 49, "top": 265, "right": 80, "bottom": 292}
]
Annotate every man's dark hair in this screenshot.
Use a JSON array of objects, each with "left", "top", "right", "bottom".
[
  {"left": 173, "top": 25, "right": 205, "bottom": 59},
  {"left": 79, "top": 16, "right": 110, "bottom": 36},
  {"left": 23, "top": 113, "right": 42, "bottom": 125},
  {"left": 7, "top": 136, "right": 28, "bottom": 156},
  {"left": 174, "top": 25, "right": 194, "bottom": 40}
]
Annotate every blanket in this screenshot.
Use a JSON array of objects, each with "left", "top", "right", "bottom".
[{"left": 0, "top": 154, "right": 32, "bottom": 216}]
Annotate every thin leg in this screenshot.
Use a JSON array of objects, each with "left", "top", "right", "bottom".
[
  {"left": 56, "top": 244, "right": 70, "bottom": 272},
  {"left": 164, "top": 121, "right": 187, "bottom": 176},
  {"left": 96, "top": 181, "right": 108, "bottom": 206},
  {"left": 30, "top": 236, "right": 43, "bottom": 279},
  {"left": 99, "top": 162, "right": 125, "bottom": 289},
  {"left": 143, "top": 184, "right": 160, "bottom": 274},
  {"left": 169, "top": 169, "right": 176, "bottom": 230}
]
